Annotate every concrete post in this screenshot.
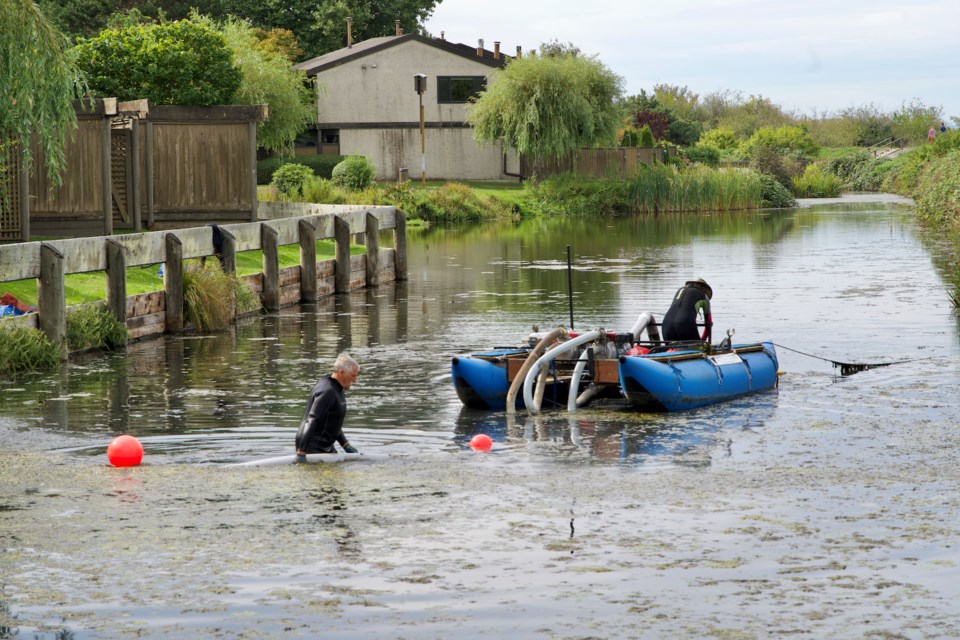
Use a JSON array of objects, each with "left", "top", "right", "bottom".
[{"left": 394, "top": 209, "right": 407, "bottom": 281}]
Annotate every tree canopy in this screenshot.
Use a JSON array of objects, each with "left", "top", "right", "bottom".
[
  {"left": 468, "top": 50, "right": 623, "bottom": 163},
  {"left": 40, "top": 0, "right": 441, "bottom": 58},
  {"left": 73, "top": 19, "right": 241, "bottom": 105},
  {"left": 1, "top": 0, "right": 87, "bottom": 186}
]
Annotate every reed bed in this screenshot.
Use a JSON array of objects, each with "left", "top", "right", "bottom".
[{"left": 628, "top": 165, "right": 764, "bottom": 214}]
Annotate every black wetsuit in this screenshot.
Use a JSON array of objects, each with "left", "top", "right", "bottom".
[
  {"left": 295, "top": 376, "right": 349, "bottom": 453},
  {"left": 661, "top": 285, "right": 711, "bottom": 342}
]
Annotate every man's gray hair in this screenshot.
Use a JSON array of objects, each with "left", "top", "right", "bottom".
[{"left": 333, "top": 352, "right": 359, "bottom": 375}]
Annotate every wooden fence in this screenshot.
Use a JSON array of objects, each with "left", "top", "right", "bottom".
[
  {"left": 0, "top": 204, "right": 406, "bottom": 359},
  {"left": 0, "top": 100, "right": 267, "bottom": 242},
  {"left": 521, "top": 146, "right": 678, "bottom": 180}
]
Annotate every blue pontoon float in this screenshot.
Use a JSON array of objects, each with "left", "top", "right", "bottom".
[{"left": 451, "top": 316, "right": 779, "bottom": 413}]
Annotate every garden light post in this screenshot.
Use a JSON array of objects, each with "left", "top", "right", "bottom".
[{"left": 414, "top": 73, "right": 427, "bottom": 187}]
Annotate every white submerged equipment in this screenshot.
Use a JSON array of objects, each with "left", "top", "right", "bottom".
[{"left": 227, "top": 452, "right": 385, "bottom": 467}]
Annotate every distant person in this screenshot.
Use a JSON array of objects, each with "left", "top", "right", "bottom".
[
  {"left": 928, "top": 126, "right": 936, "bottom": 142},
  {"left": 295, "top": 353, "right": 360, "bottom": 460},
  {"left": 940, "top": 122, "right": 947, "bottom": 133},
  {"left": 661, "top": 278, "right": 713, "bottom": 343}
]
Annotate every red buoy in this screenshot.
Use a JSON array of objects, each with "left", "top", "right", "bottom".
[
  {"left": 469, "top": 434, "right": 493, "bottom": 452},
  {"left": 107, "top": 435, "right": 144, "bottom": 467}
]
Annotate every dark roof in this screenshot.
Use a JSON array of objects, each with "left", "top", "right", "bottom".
[{"left": 294, "top": 33, "right": 511, "bottom": 76}]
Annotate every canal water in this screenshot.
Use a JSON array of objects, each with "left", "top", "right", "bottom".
[{"left": 2, "top": 195, "right": 960, "bottom": 639}]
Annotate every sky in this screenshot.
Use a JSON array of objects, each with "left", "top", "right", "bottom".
[{"left": 424, "top": 0, "right": 960, "bottom": 120}]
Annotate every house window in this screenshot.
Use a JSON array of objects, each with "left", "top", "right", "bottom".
[{"left": 437, "top": 76, "right": 486, "bottom": 103}]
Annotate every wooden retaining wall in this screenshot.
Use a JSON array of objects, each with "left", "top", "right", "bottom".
[{"left": 0, "top": 204, "right": 407, "bottom": 358}]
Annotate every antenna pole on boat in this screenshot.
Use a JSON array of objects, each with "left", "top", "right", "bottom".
[{"left": 566, "top": 245, "right": 574, "bottom": 330}]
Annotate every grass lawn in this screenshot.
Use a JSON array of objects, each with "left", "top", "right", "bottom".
[{"left": 1, "top": 239, "right": 361, "bottom": 307}]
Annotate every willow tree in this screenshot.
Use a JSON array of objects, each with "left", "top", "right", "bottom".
[
  {"left": 0, "top": 0, "right": 86, "bottom": 187},
  {"left": 467, "top": 51, "right": 623, "bottom": 164}
]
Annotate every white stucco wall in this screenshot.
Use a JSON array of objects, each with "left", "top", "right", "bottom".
[{"left": 312, "top": 38, "right": 519, "bottom": 180}]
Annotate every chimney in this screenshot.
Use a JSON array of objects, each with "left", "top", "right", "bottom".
[
  {"left": 346, "top": 17, "right": 352, "bottom": 48},
  {"left": 494, "top": 42, "right": 500, "bottom": 59},
  {"left": 477, "top": 38, "right": 484, "bottom": 57},
  {"left": 440, "top": 31, "right": 445, "bottom": 41},
  {"left": 516, "top": 45, "right": 522, "bottom": 58},
  {"left": 395, "top": 20, "right": 401, "bottom": 36}
]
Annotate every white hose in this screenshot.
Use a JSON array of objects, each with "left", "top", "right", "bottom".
[
  {"left": 630, "top": 311, "right": 661, "bottom": 344},
  {"left": 523, "top": 330, "right": 602, "bottom": 413},
  {"left": 506, "top": 327, "right": 566, "bottom": 414},
  {"left": 567, "top": 349, "right": 591, "bottom": 411}
]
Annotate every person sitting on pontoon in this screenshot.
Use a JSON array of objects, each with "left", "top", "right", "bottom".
[{"left": 661, "top": 278, "right": 713, "bottom": 343}]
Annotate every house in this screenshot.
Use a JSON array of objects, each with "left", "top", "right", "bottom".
[{"left": 294, "top": 30, "right": 521, "bottom": 182}]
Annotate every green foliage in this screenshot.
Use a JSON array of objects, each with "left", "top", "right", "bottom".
[
  {"left": 383, "top": 182, "right": 511, "bottom": 224},
  {"left": 1, "top": 0, "right": 86, "bottom": 189},
  {"left": 183, "top": 262, "right": 260, "bottom": 332},
  {"left": 331, "top": 156, "right": 376, "bottom": 190},
  {"left": 271, "top": 162, "right": 315, "bottom": 198},
  {"left": 193, "top": 14, "right": 314, "bottom": 153},
  {"left": 715, "top": 95, "right": 793, "bottom": 139},
  {"left": 521, "top": 166, "right": 764, "bottom": 216},
  {"left": 0, "top": 322, "right": 60, "bottom": 375},
  {"left": 619, "top": 127, "right": 640, "bottom": 147},
  {"left": 257, "top": 155, "right": 344, "bottom": 184},
  {"left": 823, "top": 152, "right": 887, "bottom": 191},
  {"left": 749, "top": 144, "right": 798, "bottom": 189},
  {"left": 913, "top": 149, "right": 960, "bottom": 227},
  {"left": 73, "top": 20, "right": 241, "bottom": 105},
  {"left": 757, "top": 173, "right": 797, "bottom": 208},
  {"left": 468, "top": 51, "right": 624, "bottom": 163},
  {"left": 745, "top": 126, "right": 820, "bottom": 159},
  {"left": 66, "top": 303, "right": 127, "bottom": 352},
  {"left": 302, "top": 177, "right": 346, "bottom": 204},
  {"left": 684, "top": 145, "right": 720, "bottom": 168},
  {"left": 698, "top": 127, "right": 739, "bottom": 150},
  {"left": 881, "top": 130, "right": 960, "bottom": 194},
  {"left": 791, "top": 164, "right": 843, "bottom": 198},
  {"left": 638, "top": 125, "right": 655, "bottom": 147},
  {"left": 891, "top": 99, "right": 943, "bottom": 145}
]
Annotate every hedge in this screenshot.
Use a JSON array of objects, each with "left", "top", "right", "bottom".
[{"left": 257, "top": 155, "right": 346, "bottom": 184}]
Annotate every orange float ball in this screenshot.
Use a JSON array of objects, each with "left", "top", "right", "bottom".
[
  {"left": 107, "top": 435, "right": 144, "bottom": 467},
  {"left": 469, "top": 434, "right": 493, "bottom": 452}
]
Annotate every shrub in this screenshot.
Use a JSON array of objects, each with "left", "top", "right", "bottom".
[
  {"left": 184, "top": 262, "right": 260, "bottom": 332},
  {"left": 0, "top": 323, "right": 59, "bottom": 375},
  {"left": 744, "top": 125, "right": 820, "bottom": 160},
  {"left": 331, "top": 156, "right": 376, "bottom": 190},
  {"left": 637, "top": 125, "right": 655, "bottom": 147},
  {"left": 684, "top": 145, "right": 720, "bottom": 168},
  {"left": 66, "top": 303, "right": 127, "bottom": 352},
  {"left": 257, "top": 155, "right": 345, "bottom": 184},
  {"left": 302, "top": 177, "right": 347, "bottom": 204},
  {"left": 270, "top": 163, "right": 314, "bottom": 198},
  {"left": 791, "top": 164, "right": 843, "bottom": 198},
  {"left": 758, "top": 173, "right": 797, "bottom": 208},
  {"left": 619, "top": 126, "right": 640, "bottom": 147},
  {"left": 824, "top": 152, "right": 886, "bottom": 191},
  {"left": 698, "top": 127, "right": 740, "bottom": 150},
  {"left": 749, "top": 144, "right": 795, "bottom": 189}
]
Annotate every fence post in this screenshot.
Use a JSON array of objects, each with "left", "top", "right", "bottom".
[
  {"left": 129, "top": 119, "right": 141, "bottom": 232},
  {"left": 299, "top": 218, "right": 318, "bottom": 302},
  {"left": 365, "top": 212, "right": 379, "bottom": 287},
  {"left": 334, "top": 215, "right": 351, "bottom": 293},
  {"left": 394, "top": 209, "right": 407, "bottom": 281},
  {"left": 164, "top": 233, "right": 184, "bottom": 332},
  {"left": 220, "top": 228, "right": 237, "bottom": 275},
  {"left": 248, "top": 121, "right": 258, "bottom": 222},
  {"left": 102, "top": 115, "right": 112, "bottom": 237},
  {"left": 145, "top": 121, "right": 154, "bottom": 229},
  {"left": 261, "top": 223, "right": 280, "bottom": 311},
  {"left": 39, "top": 243, "right": 67, "bottom": 360},
  {"left": 19, "top": 145, "right": 30, "bottom": 242},
  {"left": 105, "top": 239, "right": 127, "bottom": 324}
]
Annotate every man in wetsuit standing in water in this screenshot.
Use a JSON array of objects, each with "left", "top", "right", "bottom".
[
  {"left": 295, "top": 353, "right": 360, "bottom": 461},
  {"left": 661, "top": 278, "right": 713, "bottom": 343}
]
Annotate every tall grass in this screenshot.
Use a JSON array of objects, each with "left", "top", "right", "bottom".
[
  {"left": 183, "top": 262, "right": 261, "bottom": 332},
  {"left": 791, "top": 164, "right": 844, "bottom": 198},
  {"left": 628, "top": 165, "right": 764, "bottom": 213},
  {"left": 0, "top": 323, "right": 59, "bottom": 375},
  {"left": 66, "top": 303, "right": 128, "bottom": 352}
]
